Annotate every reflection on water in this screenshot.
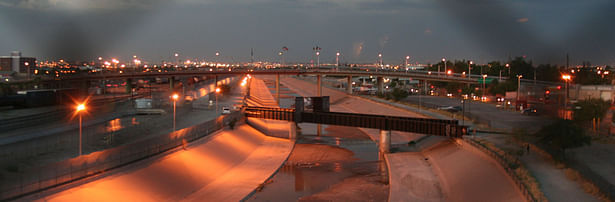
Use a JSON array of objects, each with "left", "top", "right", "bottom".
[{"left": 247, "top": 136, "right": 379, "bottom": 201}]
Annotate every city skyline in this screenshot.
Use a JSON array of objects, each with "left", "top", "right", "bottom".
[{"left": 0, "top": 0, "right": 614, "bottom": 65}]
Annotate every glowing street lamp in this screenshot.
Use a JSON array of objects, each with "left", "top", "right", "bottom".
[
  {"left": 516, "top": 75, "right": 523, "bottom": 106},
  {"left": 24, "top": 62, "right": 30, "bottom": 79},
  {"left": 441, "top": 58, "right": 446, "bottom": 76},
  {"left": 76, "top": 103, "right": 86, "bottom": 156},
  {"left": 172, "top": 93, "right": 179, "bottom": 131},
  {"left": 315, "top": 51, "right": 320, "bottom": 67},
  {"left": 506, "top": 63, "right": 510, "bottom": 76},
  {"left": 336, "top": 51, "right": 340, "bottom": 69},
  {"left": 468, "top": 61, "right": 473, "bottom": 79},
  {"left": 482, "top": 74, "right": 488, "bottom": 98},
  {"left": 378, "top": 53, "right": 383, "bottom": 69},
  {"left": 215, "top": 87, "right": 221, "bottom": 114},
  {"left": 562, "top": 74, "right": 571, "bottom": 111},
  {"left": 405, "top": 56, "right": 410, "bottom": 70}
]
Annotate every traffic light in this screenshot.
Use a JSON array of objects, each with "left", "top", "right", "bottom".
[{"left": 545, "top": 90, "right": 551, "bottom": 100}]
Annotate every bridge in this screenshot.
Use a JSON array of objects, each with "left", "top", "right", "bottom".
[{"left": 244, "top": 106, "right": 466, "bottom": 138}]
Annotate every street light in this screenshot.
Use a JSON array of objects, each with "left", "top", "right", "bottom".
[
  {"left": 506, "top": 63, "right": 510, "bottom": 76},
  {"left": 336, "top": 51, "right": 340, "bottom": 70},
  {"left": 174, "top": 53, "right": 179, "bottom": 66},
  {"left": 172, "top": 93, "right": 179, "bottom": 131},
  {"left": 215, "top": 87, "right": 221, "bottom": 114},
  {"left": 25, "top": 62, "right": 30, "bottom": 80},
  {"left": 405, "top": 56, "right": 410, "bottom": 72},
  {"left": 316, "top": 51, "right": 320, "bottom": 67},
  {"left": 441, "top": 58, "right": 446, "bottom": 76},
  {"left": 516, "top": 75, "right": 523, "bottom": 109},
  {"left": 76, "top": 103, "right": 86, "bottom": 156},
  {"left": 378, "top": 53, "right": 383, "bottom": 69},
  {"left": 482, "top": 74, "right": 488, "bottom": 98},
  {"left": 468, "top": 61, "right": 473, "bottom": 79},
  {"left": 562, "top": 74, "right": 571, "bottom": 114}
]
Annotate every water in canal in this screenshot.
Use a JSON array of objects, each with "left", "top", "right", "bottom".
[{"left": 246, "top": 124, "right": 388, "bottom": 201}]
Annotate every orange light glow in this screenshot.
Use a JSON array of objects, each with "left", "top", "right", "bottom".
[
  {"left": 215, "top": 88, "right": 221, "bottom": 93},
  {"left": 172, "top": 94, "right": 179, "bottom": 100},
  {"left": 76, "top": 104, "right": 86, "bottom": 112},
  {"left": 562, "top": 74, "right": 571, "bottom": 81}
]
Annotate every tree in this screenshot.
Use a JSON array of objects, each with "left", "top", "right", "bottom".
[
  {"left": 390, "top": 88, "right": 409, "bottom": 101},
  {"left": 573, "top": 99, "right": 610, "bottom": 131},
  {"left": 537, "top": 120, "right": 591, "bottom": 159}
]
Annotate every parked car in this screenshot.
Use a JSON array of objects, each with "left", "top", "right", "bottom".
[
  {"left": 522, "top": 107, "right": 537, "bottom": 115},
  {"left": 437, "top": 106, "right": 462, "bottom": 113},
  {"left": 221, "top": 106, "right": 231, "bottom": 114}
]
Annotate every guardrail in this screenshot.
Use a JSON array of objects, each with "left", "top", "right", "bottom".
[{"left": 0, "top": 111, "right": 242, "bottom": 201}]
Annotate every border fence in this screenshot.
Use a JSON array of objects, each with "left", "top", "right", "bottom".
[{"left": 0, "top": 111, "right": 241, "bottom": 201}]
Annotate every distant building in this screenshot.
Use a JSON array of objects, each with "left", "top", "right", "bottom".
[
  {"left": 570, "top": 85, "right": 615, "bottom": 103},
  {"left": 0, "top": 51, "right": 36, "bottom": 74}
]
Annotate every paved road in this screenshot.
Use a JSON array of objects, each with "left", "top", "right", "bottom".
[{"left": 404, "top": 95, "right": 551, "bottom": 132}]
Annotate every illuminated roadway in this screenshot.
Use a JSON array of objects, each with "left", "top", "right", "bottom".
[{"left": 50, "top": 69, "right": 479, "bottom": 84}]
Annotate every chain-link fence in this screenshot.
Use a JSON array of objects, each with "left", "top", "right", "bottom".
[{"left": 0, "top": 111, "right": 242, "bottom": 201}]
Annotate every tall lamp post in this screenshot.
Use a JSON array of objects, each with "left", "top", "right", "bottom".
[
  {"left": 336, "top": 51, "right": 340, "bottom": 70},
  {"left": 174, "top": 53, "right": 179, "bottom": 66},
  {"left": 76, "top": 103, "right": 86, "bottom": 156},
  {"left": 482, "top": 74, "right": 488, "bottom": 99},
  {"left": 378, "top": 53, "right": 383, "bottom": 69},
  {"left": 215, "top": 87, "right": 221, "bottom": 114},
  {"left": 562, "top": 74, "right": 571, "bottom": 116},
  {"left": 172, "top": 94, "right": 179, "bottom": 131},
  {"left": 25, "top": 62, "right": 30, "bottom": 80},
  {"left": 506, "top": 63, "right": 510, "bottom": 76},
  {"left": 405, "top": 56, "right": 410, "bottom": 71},
  {"left": 316, "top": 51, "right": 320, "bottom": 67},
  {"left": 215, "top": 51, "right": 220, "bottom": 68},
  {"left": 516, "top": 75, "right": 523, "bottom": 109},
  {"left": 441, "top": 58, "right": 446, "bottom": 76},
  {"left": 468, "top": 61, "right": 473, "bottom": 79}
]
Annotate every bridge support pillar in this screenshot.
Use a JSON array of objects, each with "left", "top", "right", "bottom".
[
  {"left": 377, "top": 77, "right": 384, "bottom": 95},
  {"left": 379, "top": 130, "right": 391, "bottom": 154},
  {"left": 379, "top": 129, "right": 391, "bottom": 184},
  {"left": 169, "top": 77, "right": 175, "bottom": 91},
  {"left": 346, "top": 76, "right": 352, "bottom": 94},
  {"left": 276, "top": 74, "right": 280, "bottom": 104},
  {"left": 125, "top": 78, "right": 133, "bottom": 94},
  {"left": 289, "top": 122, "right": 297, "bottom": 140},
  {"left": 317, "top": 75, "right": 322, "bottom": 96}
]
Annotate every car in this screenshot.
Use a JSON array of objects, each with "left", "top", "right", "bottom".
[
  {"left": 522, "top": 107, "right": 537, "bottom": 115},
  {"left": 437, "top": 106, "right": 462, "bottom": 113},
  {"left": 221, "top": 106, "right": 231, "bottom": 114}
]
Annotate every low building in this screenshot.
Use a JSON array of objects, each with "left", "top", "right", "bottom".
[
  {"left": 570, "top": 85, "right": 615, "bottom": 103},
  {"left": 0, "top": 51, "right": 36, "bottom": 75}
]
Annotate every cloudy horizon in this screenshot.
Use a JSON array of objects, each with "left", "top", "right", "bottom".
[{"left": 1, "top": 0, "right": 614, "bottom": 66}]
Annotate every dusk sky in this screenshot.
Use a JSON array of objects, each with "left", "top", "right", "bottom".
[{"left": 0, "top": 0, "right": 614, "bottom": 65}]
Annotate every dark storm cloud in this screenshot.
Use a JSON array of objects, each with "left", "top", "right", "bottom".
[{"left": 0, "top": 0, "right": 613, "bottom": 65}]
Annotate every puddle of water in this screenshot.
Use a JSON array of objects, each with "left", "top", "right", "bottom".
[{"left": 246, "top": 134, "right": 380, "bottom": 201}]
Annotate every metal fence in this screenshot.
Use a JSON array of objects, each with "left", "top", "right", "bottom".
[{"left": 0, "top": 111, "right": 241, "bottom": 201}]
